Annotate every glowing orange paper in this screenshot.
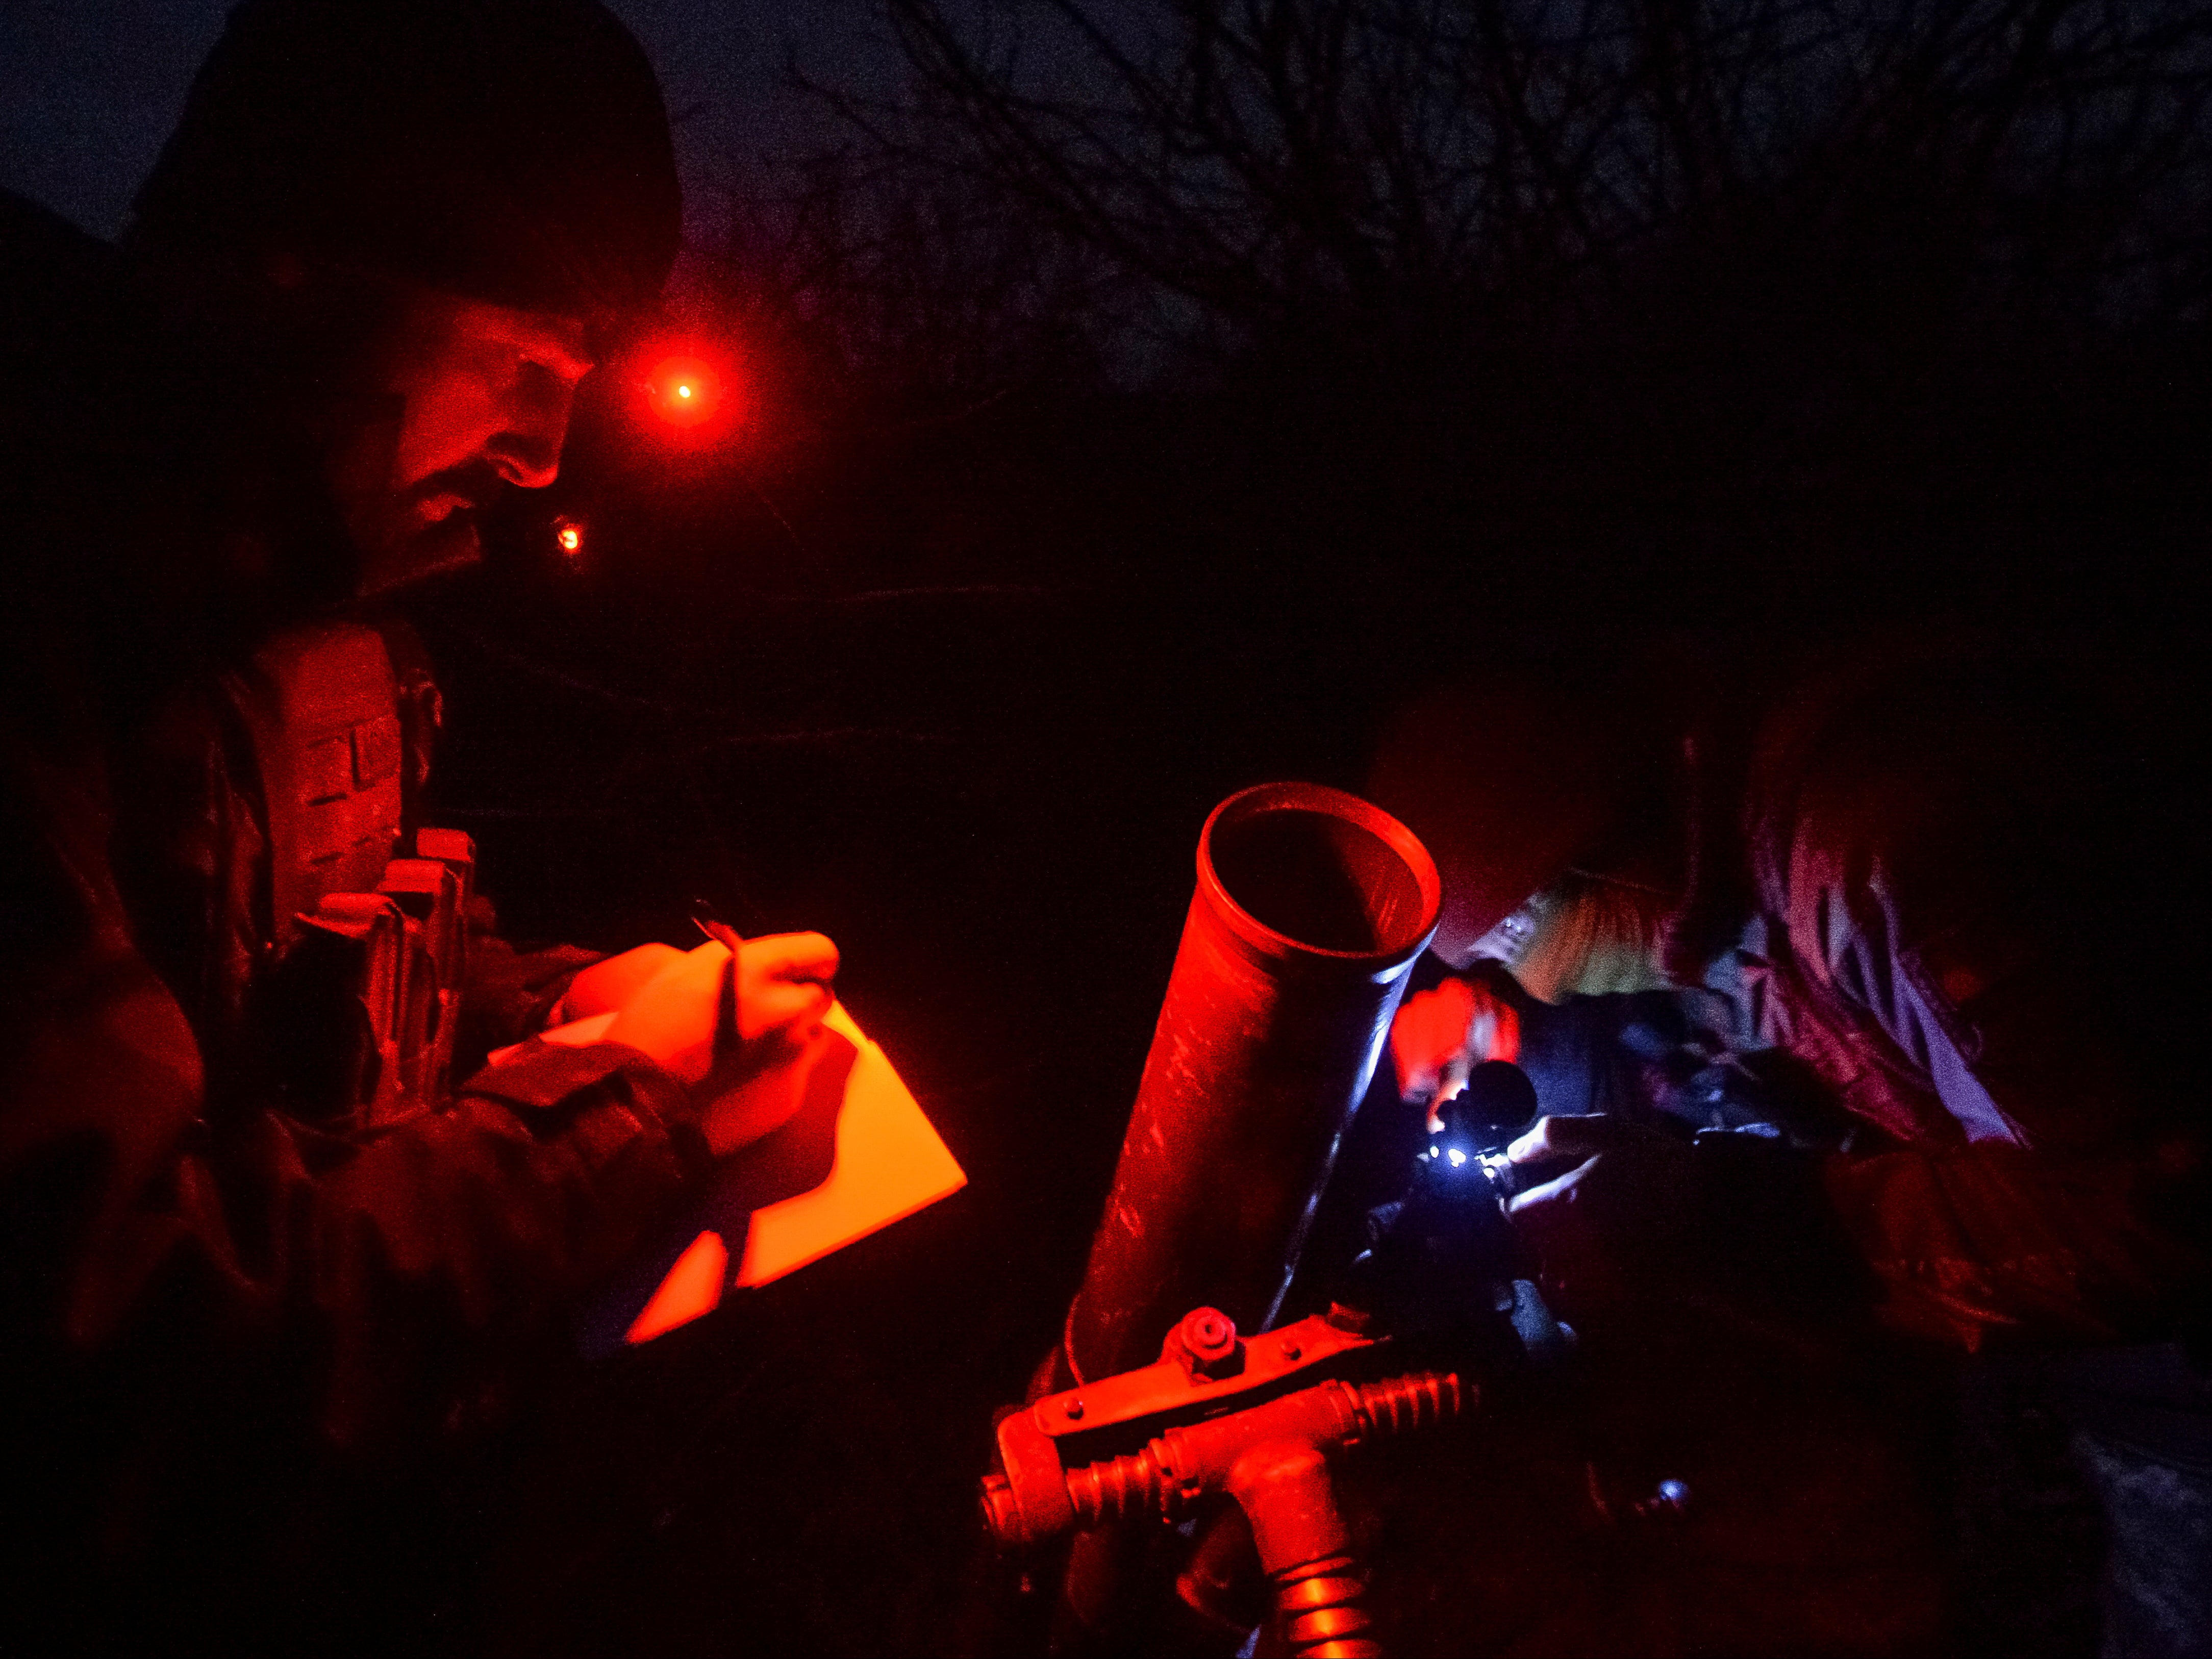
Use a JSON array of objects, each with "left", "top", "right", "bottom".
[
  {"left": 624, "top": 1228, "right": 728, "bottom": 1343},
  {"left": 730, "top": 1004, "right": 966, "bottom": 1289},
  {"left": 494, "top": 1003, "right": 965, "bottom": 1346}
]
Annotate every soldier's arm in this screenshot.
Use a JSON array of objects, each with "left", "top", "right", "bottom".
[
  {"left": 1753, "top": 657, "right": 2206, "bottom": 1351},
  {"left": 3, "top": 726, "right": 711, "bottom": 1448}
]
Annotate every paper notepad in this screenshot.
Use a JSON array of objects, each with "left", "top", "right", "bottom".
[
  {"left": 735, "top": 1003, "right": 964, "bottom": 1286},
  {"left": 523, "top": 1003, "right": 964, "bottom": 1354}
]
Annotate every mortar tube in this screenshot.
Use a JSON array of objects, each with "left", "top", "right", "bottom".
[{"left": 1060, "top": 782, "right": 1441, "bottom": 1388}]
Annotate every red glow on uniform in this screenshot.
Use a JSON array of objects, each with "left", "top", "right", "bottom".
[
  {"left": 646, "top": 354, "right": 723, "bottom": 428},
  {"left": 553, "top": 517, "right": 584, "bottom": 555}
]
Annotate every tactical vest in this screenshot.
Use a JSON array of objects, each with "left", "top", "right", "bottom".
[{"left": 219, "top": 618, "right": 474, "bottom": 1124}]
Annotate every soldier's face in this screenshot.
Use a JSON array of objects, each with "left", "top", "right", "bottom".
[{"left": 323, "top": 286, "right": 594, "bottom": 595}]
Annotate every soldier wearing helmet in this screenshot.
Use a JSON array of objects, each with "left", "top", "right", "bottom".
[{"left": 1, "top": 4, "right": 831, "bottom": 1648}]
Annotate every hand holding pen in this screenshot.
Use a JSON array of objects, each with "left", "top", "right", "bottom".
[
  {"left": 591, "top": 903, "right": 839, "bottom": 1092},
  {"left": 690, "top": 899, "right": 839, "bottom": 1046}
]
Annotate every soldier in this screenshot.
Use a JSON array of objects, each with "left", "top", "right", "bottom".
[
  {"left": 1, "top": 2, "right": 834, "bottom": 1648},
  {"left": 1374, "top": 636, "right": 2209, "bottom": 1655}
]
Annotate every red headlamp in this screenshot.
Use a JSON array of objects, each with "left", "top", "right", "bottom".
[{"left": 645, "top": 354, "right": 723, "bottom": 428}]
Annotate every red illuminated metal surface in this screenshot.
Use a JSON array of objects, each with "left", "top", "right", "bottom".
[
  {"left": 1032, "top": 1308, "right": 1377, "bottom": 1450},
  {"left": 1059, "top": 783, "right": 1441, "bottom": 1389},
  {"left": 986, "top": 1305, "right": 1466, "bottom": 1658}
]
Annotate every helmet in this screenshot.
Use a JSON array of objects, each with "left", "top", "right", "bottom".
[{"left": 129, "top": 0, "right": 680, "bottom": 322}]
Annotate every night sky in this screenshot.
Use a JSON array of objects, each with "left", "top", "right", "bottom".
[{"left": 0, "top": 1, "right": 893, "bottom": 245}]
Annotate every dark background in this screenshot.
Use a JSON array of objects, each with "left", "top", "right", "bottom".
[{"left": 8, "top": 0, "right": 2209, "bottom": 1652}]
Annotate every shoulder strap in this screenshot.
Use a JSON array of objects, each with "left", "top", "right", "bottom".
[{"left": 369, "top": 614, "right": 443, "bottom": 830}]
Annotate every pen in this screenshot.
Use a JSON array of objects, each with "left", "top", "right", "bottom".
[{"left": 690, "top": 896, "right": 745, "bottom": 958}]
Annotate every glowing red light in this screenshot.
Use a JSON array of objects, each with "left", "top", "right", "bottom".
[
  {"left": 554, "top": 517, "right": 584, "bottom": 555},
  {"left": 646, "top": 355, "right": 722, "bottom": 428}
]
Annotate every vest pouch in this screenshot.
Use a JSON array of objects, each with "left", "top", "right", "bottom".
[
  {"left": 378, "top": 848, "right": 471, "bottom": 1111},
  {"left": 227, "top": 622, "right": 407, "bottom": 959},
  {"left": 263, "top": 892, "right": 409, "bottom": 1122}
]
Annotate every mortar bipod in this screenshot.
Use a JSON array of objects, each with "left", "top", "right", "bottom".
[{"left": 983, "top": 1305, "right": 1466, "bottom": 1657}]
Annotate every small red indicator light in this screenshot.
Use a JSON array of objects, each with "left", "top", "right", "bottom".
[
  {"left": 646, "top": 354, "right": 722, "bottom": 428},
  {"left": 554, "top": 517, "right": 584, "bottom": 555}
]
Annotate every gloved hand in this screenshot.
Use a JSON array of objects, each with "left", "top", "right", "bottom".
[{"left": 1390, "top": 975, "right": 1520, "bottom": 1128}]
